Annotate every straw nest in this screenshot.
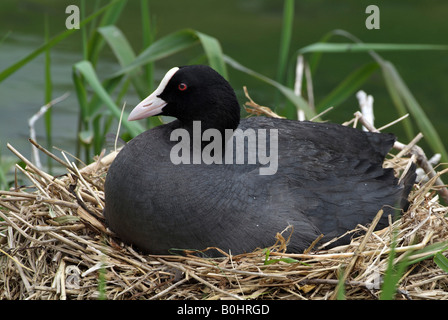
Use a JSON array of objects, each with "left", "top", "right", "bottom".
[{"left": 1, "top": 111, "right": 448, "bottom": 300}]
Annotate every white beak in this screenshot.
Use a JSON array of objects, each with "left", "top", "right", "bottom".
[{"left": 128, "top": 67, "right": 180, "bottom": 121}]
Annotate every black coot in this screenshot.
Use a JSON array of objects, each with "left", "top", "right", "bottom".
[{"left": 104, "top": 65, "right": 415, "bottom": 256}]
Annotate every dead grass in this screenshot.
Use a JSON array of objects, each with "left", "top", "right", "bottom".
[{"left": 1, "top": 113, "right": 448, "bottom": 300}]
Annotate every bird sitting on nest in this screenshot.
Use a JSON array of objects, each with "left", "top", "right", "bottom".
[{"left": 104, "top": 65, "right": 416, "bottom": 257}]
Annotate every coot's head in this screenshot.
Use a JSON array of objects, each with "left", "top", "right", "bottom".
[{"left": 128, "top": 65, "right": 241, "bottom": 132}]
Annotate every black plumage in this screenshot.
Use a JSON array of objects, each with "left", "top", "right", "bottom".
[{"left": 104, "top": 65, "right": 415, "bottom": 256}]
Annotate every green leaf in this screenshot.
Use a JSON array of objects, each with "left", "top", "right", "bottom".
[
  {"left": 98, "top": 25, "right": 136, "bottom": 67},
  {"left": 380, "top": 236, "right": 403, "bottom": 300},
  {"left": 263, "top": 248, "right": 305, "bottom": 266},
  {"left": 52, "top": 215, "right": 81, "bottom": 224},
  {"left": 44, "top": 13, "right": 53, "bottom": 173},
  {"left": 72, "top": 70, "right": 89, "bottom": 122},
  {"left": 276, "top": 0, "right": 295, "bottom": 84},
  {"left": 97, "top": 25, "right": 147, "bottom": 97},
  {"left": 299, "top": 42, "right": 448, "bottom": 55},
  {"left": 336, "top": 266, "right": 346, "bottom": 300},
  {"left": 263, "top": 248, "right": 271, "bottom": 262},
  {"left": 434, "top": 252, "right": 448, "bottom": 273},
  {"left": 196, "top": 31, "right": 227, "bottom": 79},
  {"left": 264, "top": 257, "right": 299, "bottom": 265}
]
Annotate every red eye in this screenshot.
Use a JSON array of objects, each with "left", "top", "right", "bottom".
[{"left": 178, "top": 83, "right": 187, "bottom": 91}]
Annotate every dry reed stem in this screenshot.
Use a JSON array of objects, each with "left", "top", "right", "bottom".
[{"left": 1, "top": 112, "right": 448, "bottom": 300}]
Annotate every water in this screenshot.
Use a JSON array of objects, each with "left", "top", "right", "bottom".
[
  {"left": 1, "top": 0, "right": 447, "bottom": 171},
  {"left": 0, "top": 32, "right": 120, "bottom": 170},
  {"left": 0, "top": 33, "right": 78, "bottom": 157}
]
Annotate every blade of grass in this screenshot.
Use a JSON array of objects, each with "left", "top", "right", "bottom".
[
  {"left": 434, "top": 252, "right": 448, "bottom": 273},
  {"left": 380, "top": 257, "right": 408, "bottom": 300},
  {"left": 140, "top": 0, "right": 154, "bottom": 91},
  {"left": 78, "top": 0, "right": 123, "bottom": 160},
  {"left": 0, "top": 149, "right": 16, "bottom": 189},
  {"left": 379, "top": 228, "right": 403, "bottom": 300},
  {"left": 97, "top": 261, "right": 107, "bottom": 300},
  {"left": 44, "top": 14, "right": 53, "bottom": 173},
  {"left": 72, "top": 67, "right": 90, "bottom": 161},
  {"left": 263, "top": 248, "right": 300, "bottom": 265},
  {"left": 336, "top": 266, "right": 346, "bottom": 300},
  {"left": 299, "top": 42, "right": 448, "bottom": 55},
  {"left": 93, "top": 113, "right": 103, "bottom": 154},
  {"left": 140, "top": 0, "right": 156, "bottom": 128},
  {"left": 98, "top": 26, "right": 136, "bottom": 68},
  {"left": 276, "top": 0, "right": 294, "bottom": 85},
  {"left": 98, "top": 25, "right": 150, "bottom": 97},
  {"left": 196, "top": 31, "right": 227, "bottom": 79}
]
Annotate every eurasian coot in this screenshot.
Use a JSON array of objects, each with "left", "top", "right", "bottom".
[{"left": 104, "top": 65, "right": 415, "bottom": 256}]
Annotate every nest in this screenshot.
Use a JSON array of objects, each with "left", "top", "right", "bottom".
[{"left": 1, "top": 114, "right": 448, "bottom": 300}]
